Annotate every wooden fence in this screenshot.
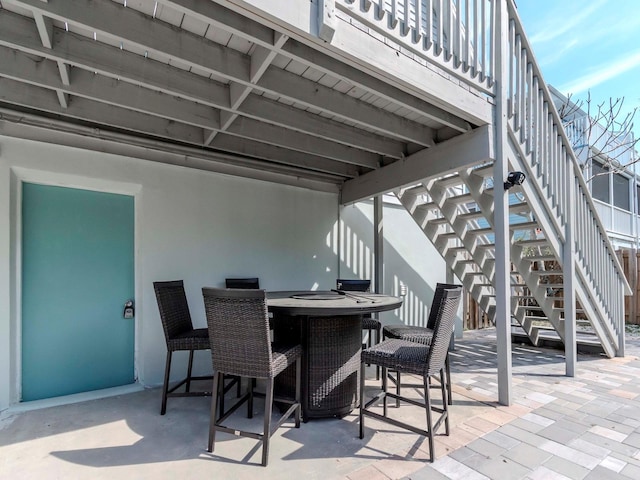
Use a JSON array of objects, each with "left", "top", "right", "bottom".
[
  {"left": 464, "top": 248, "right": 640, "bottom": 329},
  {"left": 463, "top": 291, "right": 493, "bottom": 330},
  {"left": 616, "top": 249, "right": 640, "bottom": 325}
]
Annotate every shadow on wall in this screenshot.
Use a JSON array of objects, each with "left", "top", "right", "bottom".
[{"left": 329, "top": 201, "right": 447, "bottom": 327}]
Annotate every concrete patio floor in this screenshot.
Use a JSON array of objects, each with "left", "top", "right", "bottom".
[{"left": 3, "top": 328, "right": 640, "bottom": 480}]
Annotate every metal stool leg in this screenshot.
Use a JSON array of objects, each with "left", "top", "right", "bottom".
[
  {"left": 185, "top": 350, "right": 194, "bottom": 392},
  {"left": 160, "top": 351, "right": 172, "bottom": 415},
  {"left": 445, "top": 353, "right": 453, "bottom": 405}
]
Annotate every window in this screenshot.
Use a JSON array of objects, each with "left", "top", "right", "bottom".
[
  {"left": 613, "top": 173, "right": 630, "bottom": 210},
  {"left": 591, "top": 161, "right": 609, "bottom": 203}
]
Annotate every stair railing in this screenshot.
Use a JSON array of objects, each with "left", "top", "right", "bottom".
[
  {"left": 338, "top": 0, "right": 629, "bottom": 353},
  {"left": 504, "top": 0, "right": 630, "bottom": 351}
]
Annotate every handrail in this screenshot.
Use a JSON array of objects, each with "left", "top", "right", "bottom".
[
  {"left": 337, "top": 0, "right": 495, "bottom": 92},
  {"left": 505, "top": 0, "right": 630, "bottom": 345}
]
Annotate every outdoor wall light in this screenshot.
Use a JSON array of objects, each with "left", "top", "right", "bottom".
[{"left": 504, "top": 171, "right": 526, "bottom": 190}]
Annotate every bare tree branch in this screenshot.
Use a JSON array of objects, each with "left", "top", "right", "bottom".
[{"left": 557, "top": 91, "right": 639, "bottom": 181}]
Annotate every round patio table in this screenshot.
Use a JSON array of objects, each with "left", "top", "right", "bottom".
[{"left": 267, "top": 291, "right": 402, "bottom": 420}]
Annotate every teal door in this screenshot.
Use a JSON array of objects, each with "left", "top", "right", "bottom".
[{"left": 21, "top": 183, "right": 135, "bottom": 401}]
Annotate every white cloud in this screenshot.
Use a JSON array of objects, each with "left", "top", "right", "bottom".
[
  {"left": 539, "top": 38, "right": 579, "bottom": 67},
  {"left": 559, "top": 50, "right": 640, "bottom": 94},
  {"left": 529, "top": 0, "right": 606, "bottom": 45}
]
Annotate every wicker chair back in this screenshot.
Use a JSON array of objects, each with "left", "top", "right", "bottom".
[
  {"left": 336, "top": 279, "right": 371, "bottom": 292},
  {"left": 225, "top": 277, "right": 260, "bottom": 289},
  {"left": 153, "top": 280, "right": 195, "bottom": 345},
  {"left": 202, "top": 288, "right": 273, "bottom": 378},
  {"left": 425, "top": 287, "right": 462, "bottom": 376},
  {"left": 426, "top": 283, "right": 462, "bottom": 330}
]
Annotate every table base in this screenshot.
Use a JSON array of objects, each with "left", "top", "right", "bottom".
[{"left": 273, "top": 314, "right": 361, "bottom": 420}]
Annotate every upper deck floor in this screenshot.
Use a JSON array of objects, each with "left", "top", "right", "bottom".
[{"left": 0, "top": 0, "right": 497, "bottom": 196}]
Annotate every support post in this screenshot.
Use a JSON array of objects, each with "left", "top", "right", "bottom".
[
  {"left": 563, "top": 165, "right": 577, "bottom": 376},
  {"left": 318, "top": 0, "right": 337, "bottom": 43},
  {"left": 374, "top": 195, "right": 383, "bottom": 294},
  {"left": 632, "top": 249, "right": 638, "bottom": 327},
  {"left": 446, "top": 268, "right": 462, "bottom": 341},
  {"left": 493, "top": 0, "right": 512, "bottom": 406}
]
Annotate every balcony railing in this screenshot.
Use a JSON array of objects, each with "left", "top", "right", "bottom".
[{"left": 337, "top": 0, "right": 495, "bottom": 91}]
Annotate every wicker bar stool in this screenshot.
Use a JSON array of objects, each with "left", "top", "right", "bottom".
[
  {"left": 203, "top": 287, "right": 302, "bottom": 467},
  {"left": 225, "top": 277, "right": 260, "bottom": 289},
  {"left": 154, "top": 280, "right": 218, "bottom": 415},
  {"left": 336, "top": 279, "right": 381, "bottom": 380},
  {"left": 382, "top": 283, "right": 460, "bottom": 406},
  {"left": 359, "top": 287, "right": 462, "bottom": 462}
]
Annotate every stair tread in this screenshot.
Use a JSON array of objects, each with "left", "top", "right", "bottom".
[
  {"left": 401, "top": 185, "right": 427, "bottom": 197},
  {"left": 510, "top": 221, "right": 539, "bottom": 230},
  {"left": 428, "top": 202, "right": 528, "bottom": 225},
  {"left": 470, "top": 164, "right": 495, "bottom": 177},
  {"left": 447, "top": 192, "right": 474, "bottom": 204},
  {"left": 437, "top": 174, "right": 466, "bottom": 187},
  {"left": 415, "top": 202, "right": 436, "bottom": 212},
  {"left": 516, "top": 239, "right": 549, "bottom": 246},
  {"left": 509, "top": 202, "right": 531, "bottom": 213},
  {"left": 511, "top": 326, "right": 599, "bottom": 340},
  {"left": 523, "top": 255, "right": 557, "bottom": 261},
  {"left": 469, "top": 226, "right": 493, "bottom": 235}
]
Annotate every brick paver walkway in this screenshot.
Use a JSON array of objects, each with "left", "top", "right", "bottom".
[
  {"left": 396, "top": 330, "right": 640, "bottom": 480},
  {"left": 2, "top": 328, "right": 640, "bottom": 479}
]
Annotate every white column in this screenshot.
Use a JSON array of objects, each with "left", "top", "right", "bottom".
[
  {"left": 493, "top": 0, "right": 512, "bottom": 406},
  {"left": 564, "top": 165, "right": 577, "bottom": 376},
  {"left": 0, "top": 158, "right": 12, "bottom": 410},
  {"left": 374, "top": 195, "right": 383, "bottom": 294},
  {"left": 318, "top": 0, "right": 337, "bottom": 42},
  {"left": 447, "top": 267, "right": 463, "bottom": 340}
]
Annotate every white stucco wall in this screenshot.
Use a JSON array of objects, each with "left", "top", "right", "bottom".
[
  {"left": 0, "top": 135, "right": 339, "bottom": 411},
  {"left": 339, "top": 199, "right": 450, "bottom": 328}
]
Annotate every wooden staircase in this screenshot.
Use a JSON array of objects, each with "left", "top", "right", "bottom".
[
  {"left": 395, "top": 151, "right": 625, "bottom": 357},
  {"left": 335, "top": 0, "right": 630, "bottom": 359}
]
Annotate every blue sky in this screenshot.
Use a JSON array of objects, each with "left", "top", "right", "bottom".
[{"left": 516, "top": 0, "right": 640, "bottom": 137}]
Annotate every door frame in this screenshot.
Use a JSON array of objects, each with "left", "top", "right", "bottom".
[{"left": 10, "top": 166, "right": 142, "bottom": 405}]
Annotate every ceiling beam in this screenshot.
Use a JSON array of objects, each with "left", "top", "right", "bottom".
[
  {"left": 340, "top": 125, "right": 495, "bottom": 205},
  {"left": 161, "top": 0, "right": 472, "bottom": 132},
  {"left": 210, "top": 134, "right": 360, "bottom": 178},
  {"left": 256, "top": 67, "right": 434, "bottom": 147},
  {"left": 239, "top": 95, "right": 403, "bottom": 158},
  {"left": 4, "top": 0, "right": 433, "bottom": 146},
  {"left": 225, "top": 116, "right": 379, "bottom": 168},
  {"left": 207, "top": 32, "right": 288, "bottom": 144},
  {"left": 0, "top": 10, "right": 405, "bottom": 158},
  {"left": 0, "top": 80, "right": 352, "bottom": 180},
  {"left": 0, "top": 77, "right": 206, "bottom": 145},
  {"left": 0, "top": 45, "right": 222, "bottom": 130},
  {"left": 0, "top": 45, "right": 382, "bottom": 168},
  {"left": 32, "top": 9, "right": 69, "bottom": 108},
  {"left": 0, "top": 112, "right": 342, "bottom": 193}
]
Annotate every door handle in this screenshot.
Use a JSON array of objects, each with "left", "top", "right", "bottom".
[{"left": 123, "top": 300, "right": 135, "bottom": 319}]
